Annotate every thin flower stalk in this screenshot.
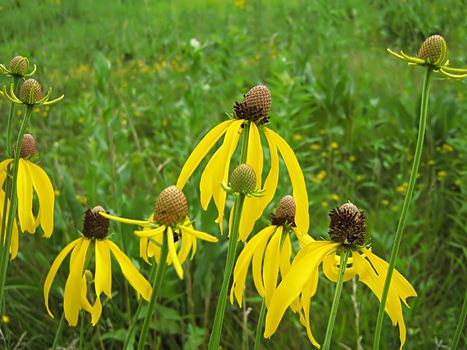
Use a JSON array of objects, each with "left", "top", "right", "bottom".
[
  {"left": 451, "top": 291, "right": 467, "bottom": 350},
  {"left": 254, "top": 300, "right": 266, "bottom": 350}
]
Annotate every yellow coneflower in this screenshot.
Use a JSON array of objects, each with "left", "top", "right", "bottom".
[
  {"left": 44, "top": 206, "right": 152, "bottom": 326},
  {"left": 0, "top": 134, "right": 54, "bottom": 239},
  {"left": 101, "top": 186, "right": 218, "bottom": 279},
  {"left": 264, "top": 202, "right": 416, "bottom": 349},
  {"left": 176, "top": 85, "right": 309, "bottom": 241}
]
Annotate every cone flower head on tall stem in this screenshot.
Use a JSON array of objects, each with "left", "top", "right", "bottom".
[
  {"left": 264, "top": 202, "right": 417, "bottom": 350},
  {"left": 100, "top": 185, "right": 218, "bottom": 280},
  {"left": 176, "top": 84, "right": 309, "bottom": 241},
  {"left": 43, "top": 206, "right": 153, "bottom": 326},
  {"left": 0, "top": 55, "right": 37, "bottom": 78},
  {"left": 2, "top": 78, "right": 64, "bottom": 106},
  {"left": 387, "top": 34, "right": 467, "bottom": 79}
]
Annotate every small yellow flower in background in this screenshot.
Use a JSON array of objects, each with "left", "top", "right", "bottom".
[
  {"left": 355, "top": 174, "right": 364, "bottom": 182},
  {"left": 381, "top": 199, "right": 390, "bottom": 206},
  {"left": 310, "top": 144, "right": 321, "bottom": 151},
  {"left": 293, "top": 133, "right": 303, "bottom": 141},
  {"left": 0, "top": 134, "right": 54, "bottom": 257},
  {"left": 320, "top": 151, "right": 328, "bottom": 158},
  {"left": 234, "top": 0, "right": 247, "bottom": 9},
  {"left": 321, "top": 201, "right": 328, "bottom": 208},
  {"left": 437, "top": 170, "right": 447, "bottom": 180},
  {"left": 330, "top": 142, "right": 338, "bottom": 150},
  {"left": 311, "top": 170, "right": 326, "bottom": 184},
  {"left": 264, "top": 202, "right": 416, "bottom": 349},
  {"left": 427, "top": 159, "right": 435, "bottom": 166},
  {"left": 230, "top": 196, "right": 309, "bottom": 308},
  {"left": 388, "top": 34, "right": 467, "bottom": 79},
  {"left": 44, "top": 206, "right": 152, "bottom": 326},
  {"left": 330, "top": 194, "right": 340, "bottom": 201},
  {"left": 176, "top": 85, "right": 309, "bottom": 241},
  {"left": 1, "top": 315, "right": 9, "bottom": 324},
  {"left": 441, "top": 143, "right": 454, "bottom": 153},
  {"left": 397, "top": 182, "right": 408, "bottom": 193},
  {"left": 349, "top": 155, "right": 356, "bottom": 162},
  {"left": 102, "top": 186, "right": 218, "bottom": 280}
]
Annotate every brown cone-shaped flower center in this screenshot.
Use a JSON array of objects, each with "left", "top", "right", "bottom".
[
  {"left": 233, "top": 85, "right": 272, "bottom": 124},
  {"left": 153, "top": 186, "right": 188, "bottom": 226},
  {"left": 230, "top": 164, "right": 257, "bottom": 194},
  {"left": 418, "top": 35, "right": 447, "bottom": 66},
  {"left": 329, "top": 201, "right": 366, "bottom": 246},
  {"left": 83, "top": 206, "right": 110, "bottom": 240},
  {"left": 19, "top": 79, "right": 43, "bottom": 104},
  {"left": 19, "top": 134, "right": 37, "bottom": 158},
  {"left": 9, "top": 56, "right": 29, "bottom": 76},
  {"left": 271, "top": 195, "right": 296, "bottom": 227}
]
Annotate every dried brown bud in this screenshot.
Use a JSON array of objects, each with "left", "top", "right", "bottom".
[
  {"left": 233, "top": 85, "right": 272, "bottom": 124},
  {"left": 418, "top": 35, "right": 447, "bottom": 66},
  {"left": 230, "top": 164, "right": 257, "bottom": 194},
  {"left": 19, "top": 79, "right": 43, "bottom": 104},
  {"left": 329, "top": 201, "right": 366, "bottom": 246},
  {"left": 271, "top": 195, "right": 296, "bottom": 226},
  {"left": 9, "top": 56, "right": 29, "bottom": 76},
  {"left": 153, "top": 186, "right": 188, "bottom": 226},
  {"left": 83, "top": 206, "right": 110, "bottom": 239}
]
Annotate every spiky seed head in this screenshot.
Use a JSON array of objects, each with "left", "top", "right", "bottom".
[
  {"left": 271, "top": 195, "right": 296, "bottom": 226},
  {"left": 233, "top": 85, "right": 272, "bottom": 124},
  {"left": 19, "top": 134, "right": 37, "bottom": 158},
  {"left": 230, "top": 164, "right": 257, "bottom": 194},
  {"left": 329, "top": 201, "right": 366, "bottom": 246},
  {"left": 9, "top": 56, "right": 29, "bottom": 76},
  {"left": 82, "top": 206, "right": 110, "bottom": 240},
  {"left": 153, "top": 186, "right": 188, "bottom": 226},
  {"left": 19, "top": 79, "right": 43, "bottom": 104},
  {"left": 418, "top": 35, "right": 447, "bottom": 66}
]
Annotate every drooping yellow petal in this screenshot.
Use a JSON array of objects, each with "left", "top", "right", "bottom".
[
  {"left": 17, "top": 159, "right": 36, "bottom": 233},
  {"left": 299, "top": 261, "right": 322, "bottom": 348},
  {"left": 80, "top": 274, "right": 102, "bottom": 326},
  {"left": 99, "top": 212, "right": 149, "bottom": 226},
  {"left": 180, "top": 225, "right": 218, "bottom": 242},
  {"left": 0, "top": 159, "right": 13, "bottom": 188},
  {"left": 177, "top": 227, "right": 194, "bottom": 264},
  {"left": 279, "top": 233, "right": 292, "bottom": 279},
  {"left": 263, "top": 226, "right": 283, "bottom": 306},
  {"left": 261, "top": 128, "right": 280, "bottom": 210},
  {"left": 323, "top": 251, "right": 357, "bottom": 283},
  {"left": 95, "top": 240, "right": 112, "bottom": 298},
  {"left": 44, "top": 238, "right": 81, "bottom": 318},
  {"left": 200, "top": 146, "right": 224, "bottom": 210},
  {"left": 9, "top": 219, "right": 19, "bottom": 260},
  {"left": 246, "top": 123, "right": 264, "bottom": 187},
  {"left": 264, "top": 242, "right": 337, "bottom": 338},
  {"left": 252, "top": 226, "right": 277, "bottom": 297},
  {"left": 134, "top": 225, "right": 166, "bottom": 238},
  {"left": 106, "top": 240, "right": 152, "bottom": 301},
  {"left": 167, "top": 227, "right": 184, "bottom": 279},
  {"left": 230, "top": 225, "right": 276, "bottom": 306},
  {"left": 64, "top": 238, "right": 90, "bottom": 326},
  {"left": 176, "top": 120, "right": 234, "bottom": 190},
  {"left": 139, "top": 237, "right": 150, "bottom": 264},
  {"left": 28, "top": 161, "right": 55, "bottom": 237},
  {"left": 266, "top": 128, "right": 309, "bottom": 234}
]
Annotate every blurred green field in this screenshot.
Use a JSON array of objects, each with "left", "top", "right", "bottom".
[{"left": 0, "top": 0, "right": 466, "bottom": 349}]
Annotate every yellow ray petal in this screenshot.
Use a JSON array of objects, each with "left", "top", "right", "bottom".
[
  {"left": 95, "top": 240, "right": 112, "bottom": 298},
  {"left": 323, "top": 251, "right": 357, "bottom": 283},
  {"left": 28, "top": 162, "right": 55, "bottom": 237},
  {"left": 167, "top": 227, "right": 184, "bottom": 279},
  {"left": 100, "top": 212, "right": 149, "bottom": 226},
  {"left": 9, "top": 220, "right": 19, "bottom": 260},
  {"left": 134, "top": 225, "right": 166, "bottom": 238},
  {"left": 279, "top": 232, "right": 292, "bottom": 278},
  {"left": 264, "top": 242, "right": 336, "bottom": 338},
  {"left": 176, "top": 120, "right": 234, "bottom": 189},
  {"left": 180, "top": 225, "right": 218, "bottom": 242},
  {"left": 200, "top": 146, "right": 224, "bottom": 210},
  {"left": 177, "top": 227, "right": 193, "bottom": 264},
  {"left": 17, "top": 159, "right": 36, "bottom": 233},
  {"left": 252, "top": 226, "right": 276, "bottom": 297},
  {"left": 64, "top": 238, "right": 90, "bottom": 326},
  {"left": 266, "top": 129, "right": 309, "bottom": 234},
  {"left": 106, "top": 240, "right": 152, "bottom": 301},
  {"left": 230, "top": 225, "right": 276, "bottom": 306},
  {"left": 300, "top": 263, "right": 321, "bottom": 348},
  {"left": 246, "top": 123, "right": 264, "bottom": 187},
  {"left": 261, "top": 129, "right": 280, "bottom": 209},
  {"left": 263, "top": 226, "right": 283, "bottom": 306},
  {"left": 139, "top": 237, "right": 151, "bottom": 264},
  {"left": 44, "top": 238, "right": 81, "bottom": 318},
  {"left": 0, "top": 160, "right": 13, "bottom": 188},
  {"left": 80, "top": 274, "right": 102, "bottom": 326}
]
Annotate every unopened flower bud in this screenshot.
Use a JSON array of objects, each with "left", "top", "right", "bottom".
[
  {"left": 83, "top": 206, "right": 110, "bottom": 239},
  {"left": 153, "top": 186, "right": 188, "bottom": 226},
  {"left": 271, "top": 195, "right": 296, "bottom": 226},
  {"left": 19, "top": 134, "right": 37, "bottom": 158},
  {"left": 9, "top": 56, "right": 29, "bottom": 76},
  {"left": 329, "top": 201, "right": 366, "bottom": 246},
  {"left": 19, "top": 79, "right": 43, "bottom": 105},
  {"left": 233, "top": 85, "right": 272, "bottom": 124},
  {"left": 418, "top": 35, "right": 447, "bottom": 66},
  {"left": 230, "top": 164, "right": 257, "bottom": 194}
]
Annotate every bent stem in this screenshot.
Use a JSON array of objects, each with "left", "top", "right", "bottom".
[
  {"left": 373, "top": 67, "right": 432, "bottom": 350},
  {"left": 137, "top": 233, "right": 169, "bottom": 350},
  {"left": 322, "top": 249, "right": 350, "bottom": 350},
  {"left": 254, "top": 299, "right": 266, "bottom": 350},
  {"left": 51, "top": 313, "right": 65, "bottom": 350},
  {"left": 451, "top": 291, "right": 467, "bottom": 350},
  {"left": 0, "top": 106, "right": 33, "bottom": 305}
]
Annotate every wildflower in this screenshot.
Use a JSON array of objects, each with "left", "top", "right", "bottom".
[
  {"left": 0, "top": 190, "right": 19, "bottom": 259},
  {"left": 264, "top": 202, "right": 416, "bottom": 349},
  {"left": 2, "top": 78, "right": 63, "bottom": 106},
  {"left": 101, "top": 186, "right": 218, "bottom": 279},
  {"left": 44, "top": 206, "right": 152, "bottom": 326},
  {"left": 176, "top": 85, "right": 309, "bottom": 241},
  {"left": 0, "top": 56, "right": 37, "bottom": 78},
  {"left": 388, "top": 35, "right": 467, "bottom": 79},
  {"left": 230, "top": 196, "right": 308, "bottom": 308},
  {"left": 0, "top": 134, "right": 54, "bottom": 238}
]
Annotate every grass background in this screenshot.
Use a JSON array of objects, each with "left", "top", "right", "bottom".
[{"left": 0, "top": 0, "right": 466, "bottom": 349}]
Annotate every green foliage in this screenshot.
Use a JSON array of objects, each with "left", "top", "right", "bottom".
[{"left": 0, "top": 0, "right": 465, "bottom": 349}]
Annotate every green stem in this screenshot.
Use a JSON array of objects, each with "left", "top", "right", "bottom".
[
  {"left": 137, "top": 233, "right": 169, "bottom": 350},
  {"left": 208, "top": 194, "right": 245, "bottom": 350},
  {"left": 322, "top": 249, "right": 350, "bottom": 350},
  {"left": 373, "top": 67, "right": 432, "bottom": 350},
  {"left": 80, "top": 311, "right": 85, "bottom": 350},
  {"left": 5, "top": 77, "right": 20, "bottom": 158},
  {"left": 51, "top": 313, "right": 65, "bottom": 350},
  {"left": 254, "top": 299, "right": 266, "bottom": 350},
  {"left": 0, "top": 105, "right": 33, "bottom": 305},
  {"left": 123, "top": 262, "right": 157, "bottom": 350},
  {"left": 451, "top": 291, "right": 467, "bottom": 350}
]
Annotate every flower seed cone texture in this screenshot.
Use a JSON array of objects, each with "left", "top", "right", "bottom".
[
  {"left": 9, "top": 56, "right": 28, "bottom": 76},
  {"left": 83, "top": 206, "right": 110, "bottom": 239},
  {"left": 271, "top": 195, "right": 296, "bottom": 226},
  {"left": 244, "top": 85, "right": 272, "bottom": 120},
  {"left": 154, "top": 186, "right": 188, "bottom": 226},
  {"left": 329, "top": 201, "right": 366, "bottom": 246},
  {"left": 230, "top": 164, "right": 257, "bottom": 194},
  {"left": 20, "top": 79, "right": 43, "bottom": 104},
  {"left": 418, "top": 35, "right": 447, "bottom": 65},
  {"left": 20, "top": 134, "right": 37, "bottom": 158}
]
